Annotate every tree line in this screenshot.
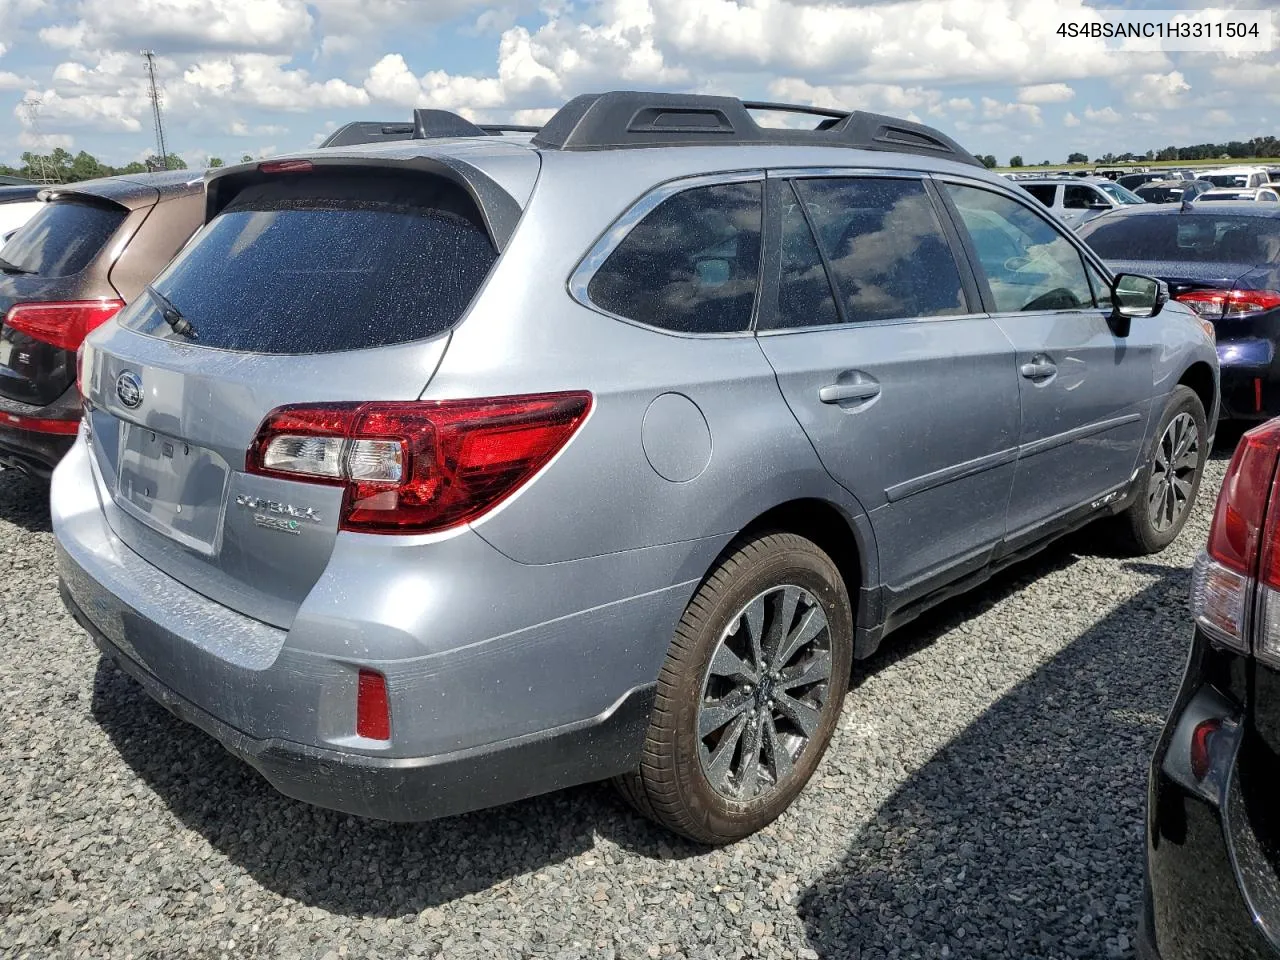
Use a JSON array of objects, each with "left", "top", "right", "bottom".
[{"left": 0, "top": 147, "right": 257, "bottom": 183}]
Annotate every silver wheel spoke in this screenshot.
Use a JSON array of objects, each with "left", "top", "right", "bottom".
[
  {"left": 739, "top": 714, "right": 765, "bottom": 798},
  {"left": 775, "top": 606, "right": 827, "bottom": 669},
  {"left": 704, "top": 713, "right": 748, "bottom": 789},
  {"left": 778, "top": 650, "right": 832, "bottom": 692},
  {"left": 763, "top": 586, "right": 800, "bottom": 660},
  {"left": 775, "top": 692, "right": 821, "bottom": 737},
  {"left": 708, "top": 644, "right": 758, "bottom": 686},
  {"left": 699, "top": 689, "right": 753, "bottom": 738},
  {"left": 763, "top": 714, "right": 793, "bottom": 784},
  {"left": 1148, "top": 413, "right": 1199, "bottom": 531},
  {"left": 742, "top": 596, "right": 766, "bottom": 668}
]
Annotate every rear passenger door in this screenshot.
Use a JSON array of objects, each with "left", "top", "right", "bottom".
[
  {"left": 755, "top": 172, "right": 1020, "bottom": 606},
  {"left": 938, "top": 179, "right": 1152, "bottom": 546}
]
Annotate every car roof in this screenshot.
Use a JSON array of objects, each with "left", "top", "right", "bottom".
[
  {"left": 40, "top": 169, "right": 206, "bottom": 209},
  {"left": 0, "top": 184, "right": 41, "bottom": 203},
  {"left": 1087, "top": 201, "right": 1280, "bottom": 219}
]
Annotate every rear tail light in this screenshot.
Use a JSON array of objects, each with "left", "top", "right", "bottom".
[
  {"left": 246, "top": 392, "right": 592, "bottom": 534},
  {"left": 2, "top": 299, "right": 125, "bottom": 352},
  {"left": 1193, "top": 419, "right": 1280, "bottom": 660},
  {"left": 1176, "top": 289, "right": 1280, "bottom": 320},
  {"left": 356, "top": 669, "right": 390, "bottom": 741},
  {"left": 0, "top": 412, "right": 80, "bottom": 435}
]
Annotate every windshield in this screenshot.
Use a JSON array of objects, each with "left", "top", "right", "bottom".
[
  {"left": 1096, "top": 182, "right": 1144, "bottom": 204},
  {"left": 1081, "top": 214, "right": 1280, "bottom": 263},
  {"left": 1135, "top": 186, "right": 1186, "bottom": 203}
]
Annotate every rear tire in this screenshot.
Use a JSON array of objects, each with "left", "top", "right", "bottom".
[
  {"left": 614, "top": 533, "right": 853, "bottom": 844},
  {"left": 1112, "top": 385, "right": 1207, "bottom": 555}
]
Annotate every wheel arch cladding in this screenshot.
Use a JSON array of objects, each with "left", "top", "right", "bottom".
[
  {"left": 728, "top": 499, "right": 865, "bottom": 605},
  {"left": 1178, "top": 361, "right": 1216, "bottom": 421}
]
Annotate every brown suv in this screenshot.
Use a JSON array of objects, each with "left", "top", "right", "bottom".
[{"left": 0, "top": 170, "right": 203, "bottom": 476}]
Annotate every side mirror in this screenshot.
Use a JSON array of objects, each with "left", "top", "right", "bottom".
[{"left": 1109, "top": 273, "right": 1168, "bottom": 336}]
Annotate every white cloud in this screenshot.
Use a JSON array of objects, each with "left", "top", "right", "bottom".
[
  {"left": 0, "top": 71, "right": 31, "bottom": 90},
  {"left": 1083, "top": 105, "right": 1122, "bottom": 124},
  {"left": 1211, "top": 60, "right": 1279, "bottom": 90},
  {"left": 18, "top": 129, "right": 73, "bottom": 150},
  {"left": 1017, "top": 83, "right": 1073, "bottom": 104},
  {"left": 38, "top": 0, "right": 315, "bottom": 54},
  {"left": 184, "top": 55, "right": 368, "bottom": 112},
  {"left": 1063, "top": 111, "right": 1081, "bottom": 127},
  {"left": 981, "top": 96, "right": 1043, "bottom": 125},
  {"left": 1204, "top": 108, "right": 1234, "bottom": 125},
  {"left": 946, "top": 97, "right": 974, "bottom": 113},
  {"left": 228, "top": 120, "right": 287, "bottom": 136},
  {"left": 1124, "top": 71, "right": 1190, "bottom": 107}
]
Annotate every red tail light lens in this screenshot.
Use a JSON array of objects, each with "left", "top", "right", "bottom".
[
  {"left": 247, "top": 392, "right": 592, "bottom": 534},
  {"left": 1176, "top": 289, "right": 1280, "bottom": 320},
  {"left": 3, "top": 299, "right": 125, "bottom": 352},
  {"left": 356, "top": 669, "right": 390, "bottom": 741},
  {"left": 1206, "top": 420, "right": 1280, "bottom": 576}
]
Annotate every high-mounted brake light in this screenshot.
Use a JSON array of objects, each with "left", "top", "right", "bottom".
[
  {"left": 3, "top": 299, "right": 125, "bottom": 353},
  {"left": 1176, "top": 289, "right": 1280, "bottom": 320},
  {"left": 246, "top": 392, "right": 592, "bottom": 534},
  {"left": 1194, "top": 420, "right": 1280, "bottom": 657},
  {"left": 257, "top": 159, "right": 314, "bottom": 175}
]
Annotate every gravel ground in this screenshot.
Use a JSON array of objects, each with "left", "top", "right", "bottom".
[{"left": 0, "top": 449, "right": 1230, "bottom": 960}]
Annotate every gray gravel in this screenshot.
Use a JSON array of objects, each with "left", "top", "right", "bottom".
[{"left": 1, "top": 451, "right": 1229, "bottom": 960}]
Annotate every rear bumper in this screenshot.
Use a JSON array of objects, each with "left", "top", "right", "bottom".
[
  {"left": 52, "top": 435, "right": 704, "bottom": 820},
  {"left": 63, "top": 582, "right": 653, "bottom": 821},
  {"left": 1146, "top": 633, "right": 1280, "bottom": 959},
  {"left": 1218, "top": 338, "right": 1280, "bottom": 421},
  {"left": 0, "top": 384, "right": 82, "bottom": 476}
]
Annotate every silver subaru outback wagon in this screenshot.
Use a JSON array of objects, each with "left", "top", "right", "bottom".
[{"left": 53, "top": 92, "right": 1218, "bottom": 844}]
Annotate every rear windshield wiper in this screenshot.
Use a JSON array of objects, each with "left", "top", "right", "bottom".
[
  {"left": 145, "top": 284, "right": 197, "bottom": 339},
  {"left": 0, "top": 255, "right": 34, "bottom": 275}
]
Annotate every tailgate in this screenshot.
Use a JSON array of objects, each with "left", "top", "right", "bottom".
[{"left": 81, "top": 329, "right": 449, "bottom": 629}]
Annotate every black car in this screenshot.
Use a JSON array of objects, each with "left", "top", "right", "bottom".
[
  {"left": 1078, "top": 204, "right": 1280, "bottom": 420},
  {"left": 1142, "top": 418, "right": 1280, "bottom": 959},
  {"left": 1135, "top": 180, "right": 1214, "bottom": 204},
  {"left": 1120, "top": 171, "right": 1175, "bottom": 191}
]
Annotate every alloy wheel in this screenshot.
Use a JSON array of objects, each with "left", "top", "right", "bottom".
[
  {"left": 1147, "top": 411, "right": 1200, "bottom": 532},
  {"left": 697, "top": 585, "right": 833, "bottom": 801}
]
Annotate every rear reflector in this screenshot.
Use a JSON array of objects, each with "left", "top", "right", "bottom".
[
  {"left": 3, "top": 299, "right": 125, "bottom": 352},
  {"left": 1189, "top": 718, "right": 1221, "bottom": 781},
  {"left": 246, "top": 392, "right": 592, "bottom": 534},
  {"left": 257, "top": 159, "right": 314, "bottom": 174},
  {"left": 1176, "top": 289, "right": 1280, "bottom": 320},
  {"left": 356, "top": 669, "right": 390, "bottom": 741}
]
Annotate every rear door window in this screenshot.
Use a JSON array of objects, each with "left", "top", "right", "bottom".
[
  {"left": 789, "top": 177, "right": 967, "bottom": 324},
  {"left": 120, "top": 172, "right": 498, "bottom": 354},
  {"left": 0, "top": 199, "right": 126, "bottom": 277},
  {"left": 772, "top": 183, "right": 841, "bottom": 330},
  {"left": 586, "top": 181, "right": 762, "bottom": 334}
]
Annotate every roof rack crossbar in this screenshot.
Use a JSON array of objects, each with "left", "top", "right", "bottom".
[{"left": 740, "top": 100, "right": 849, "bottom": 120}]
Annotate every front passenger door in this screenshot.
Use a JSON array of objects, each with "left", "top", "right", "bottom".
[
  {"left": 756, "top": 174, "right": 1020, "bottom": 606},
  {"left": 940, "top": 181, "right": 1152, "bottom": 546}
]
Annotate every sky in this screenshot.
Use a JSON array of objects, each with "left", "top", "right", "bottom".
[{"left": 0, "top": 0, "right": 1275, "bottom": 169}]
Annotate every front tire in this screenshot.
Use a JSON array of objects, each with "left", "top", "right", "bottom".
[
  {"left": 614, "top": 533, "right": 854, "bottom": 844},
  {"left": 1113, "top": 385, "right": 1207, "bottom": 555}
]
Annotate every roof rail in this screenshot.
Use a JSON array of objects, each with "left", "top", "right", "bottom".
[
  {"left": 531, "top": 91, "right": 981, "bottom": 166},
  {"left": 315, "top": 93, "right": 980, "bottom": 167}
]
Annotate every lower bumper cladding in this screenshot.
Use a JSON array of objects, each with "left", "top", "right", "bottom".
[{"left": 62, "top": 582, "right": 654, "bottom": 822}]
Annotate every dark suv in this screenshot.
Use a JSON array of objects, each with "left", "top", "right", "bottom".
[
  {"left": 0, "top": 171, "right": 203, "bottom": 476},
  {"left": 1146, "top": 418, "right": 1280, "bottom": 958}
]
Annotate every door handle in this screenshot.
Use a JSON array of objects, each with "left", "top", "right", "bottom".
[
  {"left": 1020, "top": 360, "right": 1057, "bottom": 380},
  {"left": 819, "top": 381, "right": 881, "bottom": 404}
]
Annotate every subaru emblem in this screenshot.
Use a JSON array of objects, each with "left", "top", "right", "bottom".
[{"left": 116, "top": 371, "right": 143, "bottom": 409}]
